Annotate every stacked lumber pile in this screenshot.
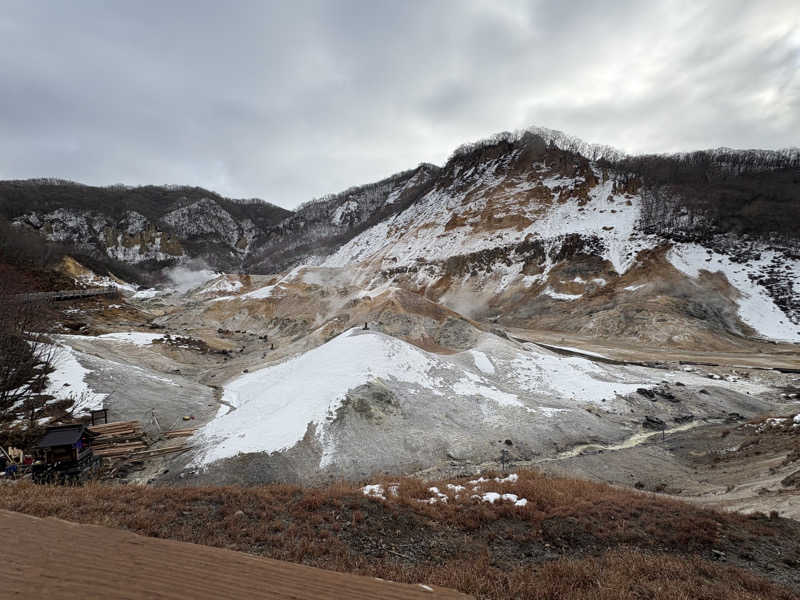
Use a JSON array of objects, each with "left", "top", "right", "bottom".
[
  {"left": 89, "top": 421, "right": 147, "bottom": 458},
  {"left": 89, "top": 421, "right": 192, "bottom": 460},
  {"left": 129, "top": 444, "right": 191, "bottom": 459},
  {"left": 164, "top": 428, "right": 196, "bottom": 439}
]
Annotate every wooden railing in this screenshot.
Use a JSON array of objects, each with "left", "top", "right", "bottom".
[{"left": 9, "top": 286, "right": 119, "bottom": 303}]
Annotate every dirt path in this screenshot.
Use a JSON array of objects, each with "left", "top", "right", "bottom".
[
  {"left": 1, "top": 509, "right": 469, "bottom": 600},
  {"left": 506, "top": 327, "right": 800, "bottom": 370}
]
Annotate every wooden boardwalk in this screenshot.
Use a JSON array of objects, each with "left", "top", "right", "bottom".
[
  {"left": 0, "top": 509, "right": 470, "bottom": 599},
  {"left": 9, "top": 287, "right": 119, "bottom": 303}
]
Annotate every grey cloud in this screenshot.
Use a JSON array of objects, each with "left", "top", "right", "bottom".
[{"left": 0, "top": 0, "right": 797, "bottom": 208}]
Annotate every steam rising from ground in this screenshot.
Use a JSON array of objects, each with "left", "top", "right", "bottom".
[{"left": 162, "top": 260, "right": 219, "bottom": 294}]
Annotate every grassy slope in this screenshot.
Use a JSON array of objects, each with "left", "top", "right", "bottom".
[{"left": 1, "top": 470, "right": 798, "bottom": 599}]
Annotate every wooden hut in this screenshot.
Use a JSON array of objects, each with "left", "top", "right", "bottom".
[{"left": 33, "top": 424, "right": 100, "bottom": 483}]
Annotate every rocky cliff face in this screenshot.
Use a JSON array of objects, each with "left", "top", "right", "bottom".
[
  {"left": 0, "top": 181, "right": 291, "bottom": 270},
  {"left": 245, "top": 163, "right": 440, "bottom": 272},
  {"left": 20, "top": 206, "right": 186, "bottom": 263}
]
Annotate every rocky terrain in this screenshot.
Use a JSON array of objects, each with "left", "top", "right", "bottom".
[
  {"left": 1, "top": 126, "right": 798, "bottom": 521},
  {"left": 0, "top": 180, "right": 290, "bottom": 272}
]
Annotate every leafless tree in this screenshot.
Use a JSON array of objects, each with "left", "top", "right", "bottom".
[{"left": 0, "top": 268, "right": 55, "bottom": 422}]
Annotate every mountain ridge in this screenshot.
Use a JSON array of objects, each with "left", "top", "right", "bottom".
[{"left": 1, "top": 128, "right": 798, "bottom": 336}]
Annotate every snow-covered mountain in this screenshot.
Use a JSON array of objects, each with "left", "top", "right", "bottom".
[
  {"left": 153, "top": 129, "right": 799, "bottom": 483},
  {"left": 25, "top": 126, "right": 800, "bottom": 486},
  {"left": 4, "top": 129, "right": 797, "bottom": 318},
  {"left": 309, "top": 129, "right": 800, "bottom": 345}
]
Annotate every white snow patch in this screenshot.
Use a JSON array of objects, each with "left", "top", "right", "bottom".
[
  {"left": 469, "top": 473, "right": 518, "bottom": 485},
  {"left": 97, "top": 332, "right": 165, "bottom": 346},
  {"left": 427, "top": 487, "right": 449, "bottom": 503},
  {"left": 470, "top": 350, "right": 496, "bottom": 375},
  {"left": 241, "top": 284, "right": 278, "bottom": 299},
  {"left": 332, "top": 200, "right": 360, "bottom": 226},
  {"left": 452, "top": 376, "right": 523, "bottom": 410},
  {"left": 202, "top": 278, "right": 243, "bottom": 294},
  {"left": 541, "top": 287, "right": 582, "bottom": 301},
  {"left": 479, "top": 492, "right": 502, "bottom": 503},
  {"left": 362, "top": 484, "right": 386, "bottom": 499},
  {"left": 544, "top": 345, "right": 610, "bottom": 359},
  {"left": 522, "top": 275, "right": 545, "bottom": 288},
  {"left": 44, "top": 345, "right": 107, "bottom": 414},
  {"left": 507, "top": 351, "right": 643, "bottom": 405},
  {"left": 362, "top": 483, "right": 399, "bottom": 499},
  {"left": 240, "top": 268, "right": 305, "bottom": 299},
  {"left": 80, "top": 274, "right": 136, "bottom": 293},
  {"left": 474, "top": 492, "right": 525, "bottom": 506}
]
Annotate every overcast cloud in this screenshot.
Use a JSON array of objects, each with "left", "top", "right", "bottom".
[{"left": 0, "top": 1, "right": 797, "bottom": 208}]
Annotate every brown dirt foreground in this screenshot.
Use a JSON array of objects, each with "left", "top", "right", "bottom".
[
  {"left": 1, "top": 471, "right": 798, "bottom": 600},
  {"left": 1, "top": 509, "right": 466, "bottom": 599}
]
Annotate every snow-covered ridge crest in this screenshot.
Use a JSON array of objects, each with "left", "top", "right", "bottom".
[
  {"left": 295, "top": 163, "right": 439, "bottom": 212},
  {"left": 449, "top": 126, "right": 627, "bottom": 163}
]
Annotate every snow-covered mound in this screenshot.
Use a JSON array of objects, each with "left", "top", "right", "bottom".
[{"left": 191, "top": 328, "right": 663, "bottom": 470}]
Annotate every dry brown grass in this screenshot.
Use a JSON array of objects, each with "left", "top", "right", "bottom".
[
  {"left": 0, "top": 470, "right": 797, "bottom": 599},
  {"left": 360, "top": 549, "right": 796, "bottom": 600}
]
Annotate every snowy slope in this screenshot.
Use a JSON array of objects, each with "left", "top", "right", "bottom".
[
  {"left": 324, "top": 158, "right": 651, "bottom": 277},
  {"left": 44, "top": 344, "right": 108, "bottom": 414},
  {"left": 317, "top": 137, "right": 799, "bottom": 343},
  {"left": 191, "top": 329, "right": 659, "bottom": 469},
  {"left": 668, "top": 243, "right": 800, "bottom": 343}
]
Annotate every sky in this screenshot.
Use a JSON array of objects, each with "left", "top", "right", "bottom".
[{"left": 0, "top": 1, "right": 798, "bottom": 208}]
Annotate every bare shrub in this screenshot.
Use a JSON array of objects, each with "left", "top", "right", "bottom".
[{"left": 0, "top": 268, "right": 55, "bottom": 422}]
